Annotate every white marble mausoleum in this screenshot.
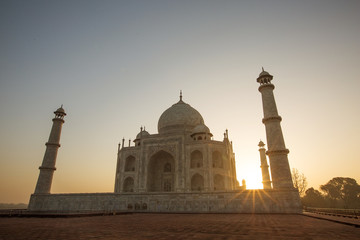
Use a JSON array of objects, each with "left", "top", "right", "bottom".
[{"left": 28, "top": 69, "right": 302, "bottom": 213}]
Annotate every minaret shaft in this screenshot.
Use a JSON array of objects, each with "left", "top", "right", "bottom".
[
  {"left": 258, "top": 142, "right": 272, "bottom": 189},
  {"left": 258, "top": 71, "right": 293, "bottom": 189},
  {"left": 34, "top": 108, "right": 65, "bottom": 194},
  {"left": 260, "top": 86, "right": 286, "bottom": 151},
  {"left": 261, "top": 86, "right": 279, "bottom": 118}
]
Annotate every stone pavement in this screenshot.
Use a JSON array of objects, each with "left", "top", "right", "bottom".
[{"left": 0, "top": 213, "right": 359, "bottom": 240}]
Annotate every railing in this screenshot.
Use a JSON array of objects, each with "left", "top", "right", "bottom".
[{"left": 304, "top": 207, "right": 360, "bottom": 219}]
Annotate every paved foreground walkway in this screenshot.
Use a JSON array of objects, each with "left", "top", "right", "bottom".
[{"left": 0, "top": 213, "right": 359, "bottom": 239}]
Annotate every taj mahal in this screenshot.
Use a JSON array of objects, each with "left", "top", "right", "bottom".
[
  {"left": 114, "top": 91, "right": 238, "bottom": 194},
  {"left": 28, "top": 69, "right": 302, "bottom": 213}
]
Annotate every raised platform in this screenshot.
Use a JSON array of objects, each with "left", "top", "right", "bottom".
[{"left": 28, "top": 189, "right": 301, "bottom": 213}]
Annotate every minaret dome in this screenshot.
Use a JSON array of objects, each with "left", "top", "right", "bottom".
[
  {"left": 257, "top": 67, "right": 273, "bottom": 85},
  {"left": 258, "top": 140, "right": 265, "bottom": 148},
  {"left": 54, "top": 105, "right": 66, "bottom": 119}
]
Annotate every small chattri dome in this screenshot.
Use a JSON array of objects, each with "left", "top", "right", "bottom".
[
  {"left": 54, "top": 105, "right": 66, "bottom": 116},
  {"left": 258, "top": 140, "right": 265, "bottom": 148},
  {"left": 191, "top": 123, "right": 212, "bottom": 136},
  {"left": 259, "top": 70, "right": 270, "bottom": 77},
  {"left": 257, "top": 67, "right": 273, "bottom": 84},
  {"left": 258, "top": 67, "right": 271, "bottom": 77},
  {"left": 136, "top": 129, "right": 150, "bottom": 140}
]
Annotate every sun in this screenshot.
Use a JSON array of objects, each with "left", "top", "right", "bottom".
[
  {"left": 239, "top": 170, "right": 264, "bottom": 189},
  {"left": 245, "top": 178, "right": 263, "bottom": 189}
]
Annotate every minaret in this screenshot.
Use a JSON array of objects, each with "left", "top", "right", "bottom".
[
  {"left": 258, "top": 140, "right": 272, "bottom": 189},
  {"left": 257, "top": 69, "right": 294, "bottom": 189},
  {"left": 241, "top": 179, "right": 247, "bottom": 190},
  {"left": 34, "top": 106, "right": 66, "bottom": 194}
]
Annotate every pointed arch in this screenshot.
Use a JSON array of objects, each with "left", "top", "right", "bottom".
[
  {"left": 191, "top": 173, "right": 204, "bottom": 191},
  {"left": 123, "top": 177, "right": 134, "bottom": 192},
  {"left": 212, "top": 151, "right": 223, "bottom": 168},
  {"left": 214, "top": 174, "right": 225, "bottom": 190},
  {"left": 147, "top": 150, "right": 175, "bottom": 192},
  {"left": 125, "top": 155, "right": 135, "bottom": 172},
  {"left": 191, "top": 150, "right": 203, "bottom": 168}
]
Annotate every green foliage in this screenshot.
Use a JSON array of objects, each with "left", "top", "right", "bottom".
[
  {"left": 301, "top": 187, "right": 326, "bottom": 207},
  {"left": 320, "top": 177, "right": 360, "bottom": 209},
  {"left": 302, "top": 177, "right": 360, "bottom": 209}
]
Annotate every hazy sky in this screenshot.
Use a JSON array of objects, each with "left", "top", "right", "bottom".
[{"left": 1, "top": 0, "right": 359, "bottom": 203}]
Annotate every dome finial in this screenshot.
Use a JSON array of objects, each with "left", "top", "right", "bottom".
[
  {"left": 180, "top": 90, "right": 183, "bottom": 101},
  {"left": 262, "top": 67, "right": 264, "bottom": 72}
]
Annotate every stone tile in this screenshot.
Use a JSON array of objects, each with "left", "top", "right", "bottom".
[{"left": 0, "top": 214, "right": 359, "bottom": 240}]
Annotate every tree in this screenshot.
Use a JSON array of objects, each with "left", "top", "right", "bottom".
[
  {"left": 320, "top": 177, "right": 360, "bottom": 209},
  {"left": 302, "top": 187, "right": 326, "bottom": 207},
  {"left": 291, "top": 168, "right": 308, "bottom": 197}
]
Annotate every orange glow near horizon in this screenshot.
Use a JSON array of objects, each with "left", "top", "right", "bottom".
[
  {"left": 236, "top": 160, "right": 264, "bottom": 190},
  {"left": 245, "top": 181, "right": 263, "bottom": 190},
  {"left": 243, "top": 175, "right": 264, "bottom": 190}
]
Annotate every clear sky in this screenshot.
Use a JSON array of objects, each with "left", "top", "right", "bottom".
[{"left": 1, "top": 0, "right": 359, "bottom": 203}]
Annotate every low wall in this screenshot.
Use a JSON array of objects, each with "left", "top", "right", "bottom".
[{"left": 28, "top": 189, "right": 302, "bottom": 213}]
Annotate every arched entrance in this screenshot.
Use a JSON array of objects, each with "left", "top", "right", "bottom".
[
  {"left": 214, "top": 174, "right": 225, "bottom": 190},
  {"left": 123, "top": 177, "right": 134, "bottom": 192},
  {"left": 147, "top": 150, "right": 175, "bottom": 192},
  {"left": 212, "top": 151, "right": 223, "bottom": 168},
  {"left": 124, "top": 155, "right": 135, "bottom": 172},
  {"left": 191, "top": 150, "right": 203, "bottom": 168},
  {"left": 191, "top": 173, "right": 204, "bottom": 191}
]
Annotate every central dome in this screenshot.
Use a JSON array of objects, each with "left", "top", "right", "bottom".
[{"left": 158, "top": 99, "right": 204, "bottom": 134}]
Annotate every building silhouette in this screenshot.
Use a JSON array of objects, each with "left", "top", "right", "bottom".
[{"left": 29, "top": 69, "right": 301, "bottom": 213}]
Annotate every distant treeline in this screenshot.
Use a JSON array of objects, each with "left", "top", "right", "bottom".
[
  {"left": 0, "top": 203, "right": 28, "bottom": 209},
  {"left": 301, "top": 177, "right": 360, "bottom": 209}
]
